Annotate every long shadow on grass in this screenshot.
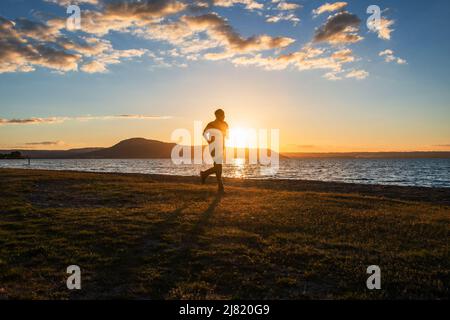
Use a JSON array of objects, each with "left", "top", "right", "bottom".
[
  {"left": 152, "top": 193, "right": 222, "bottom": 299},
  {"left": 80, "top": 204, "right": 187, "bottom": 299},
  {"left": 82, "top": 194, "right": 222, "bottom": 299}
]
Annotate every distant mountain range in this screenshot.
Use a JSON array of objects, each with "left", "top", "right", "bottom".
[
  {"left": 1, "top": 138, "right": 449, "bottom": 159},
  {"left": 0, "top": 138, "right": 283, "bottom": 160},
  {"left": 0, "top": 138, "right": 173, "bottom": 159},
  {"left": 84, "top": 138, "right": 176, "bottom": 159}
]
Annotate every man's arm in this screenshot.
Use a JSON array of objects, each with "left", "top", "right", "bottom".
[
  {"left": 225, "top": 122, "right": 229, "bottom": 139},
  {"left": 203, "top": 122, "right": 213, "bottom": 143}
]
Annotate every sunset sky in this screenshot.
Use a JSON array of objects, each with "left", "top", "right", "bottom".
[{"left": 1, "top": 0, "right": 449, "bottom": 152}]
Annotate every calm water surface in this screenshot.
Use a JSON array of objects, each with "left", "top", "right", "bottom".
[{"left": 0, "top": 158, "right": 449, "bottom": 188}]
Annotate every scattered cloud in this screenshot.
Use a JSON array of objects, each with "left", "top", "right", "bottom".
[
  {"left": 313, "top": 11, "right": 363, "bottom": 44},
  {"left": 232, "top": 54, "right": 289, "bottom": 70},
  {"left": 313, "top": 2, "right": 347, "bottom": 16},
  {"left": 81, "top": 46, "right": 148, "bottom": 73},
  {"left": 14, "top": 17, "right": 62, "bottom": 42},
  {"left": 0, "top": 15, "right": 151, "bottom": 74},
  {"left": 180, "top": 13, "right": 295, "bottom": 59},
  {"left": 0, "top": 0, "right": 398, "bottom": 78},
  {"left": 76, "top": 0, "right": 188, "bottom": 36},
  {"left": 231, "top": 46, "right": 358, "bottom": 79},
  {"left": 104, "top": 0, "right": 187, "bottom": 21},
  {"left": 379, "top": 49, "right": 407, "bottom": 64},
  {"left": 0, "top": 17, "right": 81, "bottom": 74},
  {"left": 332, "top": 48, "right": 355, "bottom": 63},
  {"left": 266, "top": 0, "right": 301, "bottom": 25},
  {"left": 0, "top": 115, "right": 171, "bottom": 125},
  {"left": 368, "top": 17, "right": 394, "bottom": 40},
  {"left": 0, "top": 117, "right": 66, "bottom": 125},
  {"left": 266, "top": 13, "right": 300, "bottom": 26},
  {"left": 24, "top": 141, "right": 65, "bottom": 146},
  {"left": 276, "top": 1, "right": 301, "bottom": 11},
  {"left": 44, "top": 0, "right": 99, "bottom": 5},
  {"left": 80, "top": 60, "right": 109, "bottom": 73},
  {"left": 212, "top": 0, "right": 264, "bottom": 10},
  {"left": 323, "top": 71, "right": 342, "bottom": 81},
  {"left": 379, "top": 49, "right": 394, "bottom": 56},
  {"left": 345, "top": 69, "right": 369, "bottom": 80}
]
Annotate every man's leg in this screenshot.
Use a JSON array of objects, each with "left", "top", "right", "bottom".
[
  {"left": 200, "top": 163, "right": 217, "bottom": 184},
  {"left": 215, "top": 163, "right": 224, "bottom": 192},
  {"left": 203, "top": 166, "right": 217, "bottom": 176}
]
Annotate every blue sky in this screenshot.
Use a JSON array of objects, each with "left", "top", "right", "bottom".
[{"left": 0, "top": 0, "right": 449, "bottom": 151}]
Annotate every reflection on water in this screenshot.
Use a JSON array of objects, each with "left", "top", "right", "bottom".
[
  {"left": 0, "top": 158, "right": 449, "bottom": 188},
  {"left": 231, "top": 158, "right": 246, "bottom": 178}
]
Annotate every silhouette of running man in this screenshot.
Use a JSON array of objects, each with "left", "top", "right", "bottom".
[{"left": 200, "top": 109, "right": 229, "bottom": 193}]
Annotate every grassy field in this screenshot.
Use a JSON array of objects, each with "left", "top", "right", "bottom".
[{"left": 0, "top": 168, "right": 448, "bottom": 299}]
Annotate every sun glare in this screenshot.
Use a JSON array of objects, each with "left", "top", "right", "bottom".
[{"left": 226, "top": 127, "right": 258, "bottom": 149}]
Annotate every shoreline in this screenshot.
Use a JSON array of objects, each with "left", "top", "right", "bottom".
[
  {"left": 1, "top": 157, "right": 449, "bottom": 189},
  {"left": 2, "top": 168, "right": 450, "bottom": 205}
]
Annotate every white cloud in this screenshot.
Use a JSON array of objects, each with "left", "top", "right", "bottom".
[
  {"left": 368, "top": 17, "right": 394, "bottom": 40},
  {"left": 0, "top": 115, "right": 171, "bottom": 126},
  {"left": 44, "top": 0, "right": 99, "bottom": 6},
  {"left": 231, "top": 46, "right": 358, "bottom": 79},
  {"left": 323, "top": 71, "right": 342, "bottom": 81},
  {"left": 313, "top": 2, "right": 347, "bottom": 16},
  {"left": 345, "top": 69, "right": 369, "bottom": 80},
  {"left": 213, "top": 0, "right": 264, "bottom": 10},
  {"left": 277, "top": 2, "right": 301, "bottom": 11},
  {"left": 266, "top": 13, "right": 300, "bottom": 26},
  {"left": 81, "top": 48, "right": 147, "bottom": 73},
  {"left": 379, "top": 49, "right": 407, "bottom": 64}
]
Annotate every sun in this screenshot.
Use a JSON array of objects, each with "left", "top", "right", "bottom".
[{"left": 226, "top": 127, "right": 258, "bottom": 149}]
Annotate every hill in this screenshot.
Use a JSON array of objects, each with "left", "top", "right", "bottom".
[{"left": 84, "top": 138, "right": 175, "bottom": 159}]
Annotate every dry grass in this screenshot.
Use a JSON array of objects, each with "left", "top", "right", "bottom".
[{"left": 0, "top": 169, "right": 448, "bottom": 299}]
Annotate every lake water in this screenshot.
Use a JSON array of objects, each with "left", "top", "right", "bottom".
[{"left": 0, "top": 158, "right": 449, "bottom": 188}]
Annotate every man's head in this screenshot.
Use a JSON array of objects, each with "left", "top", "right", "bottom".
[{"left": 215, "top": 108, "right": 225, "bottom": 121}]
